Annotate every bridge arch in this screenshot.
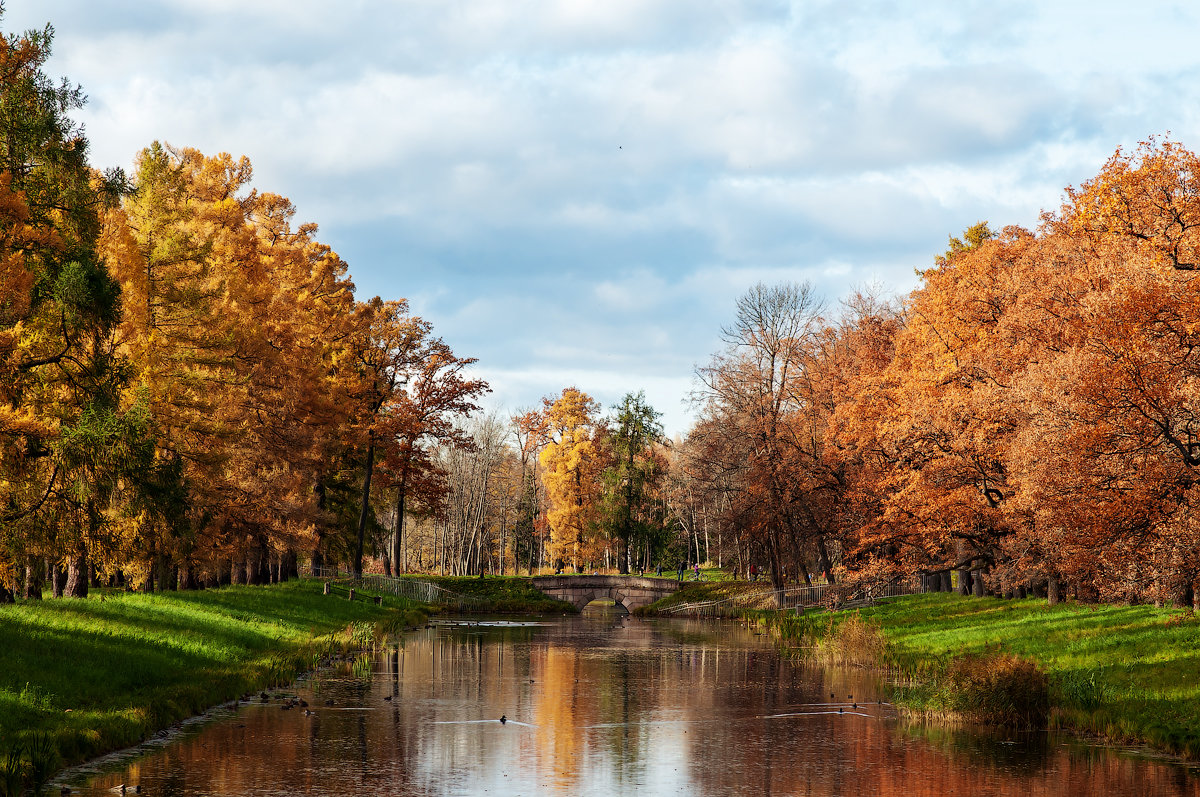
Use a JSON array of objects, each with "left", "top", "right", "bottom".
[{"left": 530, "top": 575, "right": 679, "bottom": 613}]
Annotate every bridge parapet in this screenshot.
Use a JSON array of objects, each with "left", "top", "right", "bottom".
[{"left": 531, "top": 575, "right": 679, "bottom": 612}]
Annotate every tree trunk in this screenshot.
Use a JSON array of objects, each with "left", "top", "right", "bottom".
[
  {"left": 1178, "top": 581, "right": 1194, "bottom": 610},
  {"left": 815, "top": 537, "right": 836, "bottom": 585},
  {"left": 51, "top": 559, "right": 67, "bottom": 598},
  {"left": 392, "top": 476, "right": 407, "bottom": 575},
  {"left": 65, "top": 549, "right": 89, "bottom": 598},
  {"left": 313, "top": 477, "right": 328, "bottom": 577},
  {"left": 248, "top": 543, "right": 269, "bottom": 585},
  {"left": 972, "top": 569, "right": 985, "bottom": 597},
  {"left": 156, "top": 556, "right": 175, "bottom": 591},
  {"left": 957, "top": 568, "right": 971, "bottom": 596},
  {"left": 23, "top": 556, "right": 43, "bottom": 599},
  {"left": 1047, "top": 576, "right": 1061, "bottom": 606},
  {"left": 353, "top": 437, "right": 376, "bottom": 577}
]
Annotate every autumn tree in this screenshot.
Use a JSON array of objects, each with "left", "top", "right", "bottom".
[
  {"left": 510, "top": 407, "right": 547, "bottom": 574},
  {"left": 378, "top": 332, "right": 489, "bottom": 574},
  {"left": 825, "top": 140, "right": 1200, "bottom": 606},
  {"left": 537, "top": 388, "right": 605, "bottom": 572},
  {"left": 102, "top": 143, "right": 362, "bottom": 588},
  {"left": 693, "top": 282, "right": 827, "bottom": 590},
  {"left": 0, "top": 16, "right": 133, "bottom": 599},
  {"left": 344, "top": 299, "right": 424, "bottom": 577},
  {"left": 430, "top": 413, "right": 509, "bottom": 575}
]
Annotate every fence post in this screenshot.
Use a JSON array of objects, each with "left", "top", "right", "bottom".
[{"left": 323, "top": 582, "right": 330, "bottom": 596}]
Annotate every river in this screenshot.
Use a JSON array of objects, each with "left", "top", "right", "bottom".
[{"left": 61, "top": 613, "right": 1200, "bottom": 796}]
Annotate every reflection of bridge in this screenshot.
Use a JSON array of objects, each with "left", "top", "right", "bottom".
[{"left": 531, "top": 575, "right": 680, "bottom": 612}]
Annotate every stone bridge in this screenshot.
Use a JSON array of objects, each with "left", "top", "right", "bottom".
[{"left": 531, "top": 575, "right": 680, "bottom": 612}]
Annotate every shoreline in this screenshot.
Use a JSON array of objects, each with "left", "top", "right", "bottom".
[
  {"left": 49, "top": 656, "right": 382, "bottom": 791},
  {"left": 0, "top": 579, "right": 426, "bottom": 792},
  {"left": 749, "top": 593, "right": 1200, "bottom": 761},
  {"left": 14, "top": 583, "right": 1200, "bottom": 791}
]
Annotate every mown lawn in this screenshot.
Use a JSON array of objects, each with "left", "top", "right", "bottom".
[{"left": 0, "top": 579, "right": 421, "bottom": 771}]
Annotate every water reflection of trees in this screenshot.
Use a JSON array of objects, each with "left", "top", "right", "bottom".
[{"left": 84, "top": 620, "right": 1200, "bottom": 797}]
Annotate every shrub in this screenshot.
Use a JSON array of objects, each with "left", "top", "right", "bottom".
[
  {"left": 941, "top": 652, "right": 1050, "bottom": 727},
  {"left": 817, "top": 614, "right": 891, "bottom": 667}
]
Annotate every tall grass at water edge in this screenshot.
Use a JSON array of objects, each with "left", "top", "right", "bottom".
[
  {"left": 758, "top": 593, "right": 1200, "bottom": 758},
  {"left": 0, "top": 579, "right": 425, "bottom": 789}
]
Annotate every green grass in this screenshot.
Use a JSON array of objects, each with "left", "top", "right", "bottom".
[
  {"left": 0, "top": 579, "right": 425, "bottom": 779},
  {"left": 773, "top": 593, "right": 1200, "bottom": 758}
]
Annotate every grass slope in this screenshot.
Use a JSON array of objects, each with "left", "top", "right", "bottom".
[
  {"left": 850, "top": 594, "right": 1200, "bottom": 757},
  {"left": 635, "top": 578, "right": 781, "bottom": 613},
  {"left": 0, "top": 579, "right": 420, "bottom": 770}
]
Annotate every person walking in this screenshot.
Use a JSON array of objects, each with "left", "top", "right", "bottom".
[{"left": 677, "top": 560, "right": 686, "bottom": 583}]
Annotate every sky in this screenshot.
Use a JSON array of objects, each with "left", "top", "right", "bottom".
[{"left": 7, "top": 0, "right": 1200, "bottom": 436}]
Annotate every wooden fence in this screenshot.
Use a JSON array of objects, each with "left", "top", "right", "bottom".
[{"left": 304, "top": 567, "right": 483, "bottom": 610}]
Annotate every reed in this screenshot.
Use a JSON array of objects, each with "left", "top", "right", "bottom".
[{"left": 0, "top": 740, "right": 21, "bottom": 797}]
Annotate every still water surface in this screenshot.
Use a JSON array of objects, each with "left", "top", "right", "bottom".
[{"left": 65, "top": 613, "right": 1200, "bottom": 796}]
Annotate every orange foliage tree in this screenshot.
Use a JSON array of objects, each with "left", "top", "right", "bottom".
[{"left": 825, "top": 138, "right": 1200, "bottom": 606}]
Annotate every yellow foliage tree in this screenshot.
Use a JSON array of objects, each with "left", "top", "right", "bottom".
[{"left": 537, "top": 388, "right": 604, "bottom": 571}]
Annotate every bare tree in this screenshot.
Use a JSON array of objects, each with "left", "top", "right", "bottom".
[{"left": 692, "top": 282, "right": 827, "bottom": 589}]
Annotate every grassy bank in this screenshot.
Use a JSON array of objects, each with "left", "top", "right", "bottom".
[
  {"left": 767, "top": 593, "right": 1200, "bottom": 758},
  {"left": 632, "top": 577, "right": 781, "bottom": 614},
  {"left": 0, "top": 579, "right": 425, "bottom": 788}
]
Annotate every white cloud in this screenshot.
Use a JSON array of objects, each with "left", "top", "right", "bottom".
[
  {"left": 7, "top": 0, "right": 1200, "bottom": 438},
  {"left": 593, "top": 270, "right": 669, "bottom": 312}
]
